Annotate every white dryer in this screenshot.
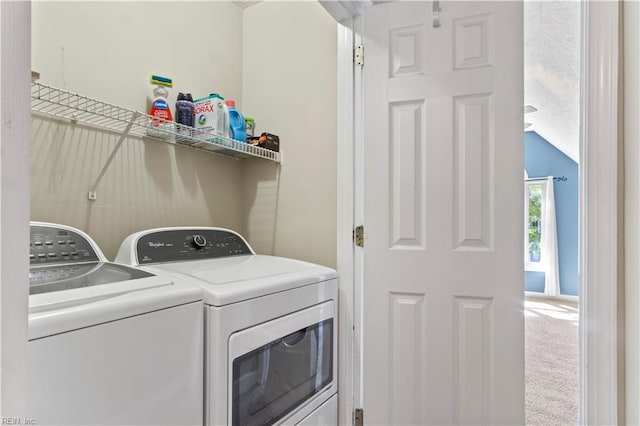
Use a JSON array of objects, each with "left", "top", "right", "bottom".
[
  {"left": 115, "top": 227, "right": 338, "bottom": 426},
  {"left": 28, "top": 222, "right": 204, "bottom": 425}
]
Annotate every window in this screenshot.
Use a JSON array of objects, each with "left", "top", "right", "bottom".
[
  {"left": 525, "top": 179, "right": 548, "bottom": 271},
  {"left": 232, "top": 319, "right": 334, "bottom": 426}
]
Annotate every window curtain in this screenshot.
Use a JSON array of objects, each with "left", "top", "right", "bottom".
[{"left": 543, "top": 176, "right": 560, "bottom": 296}]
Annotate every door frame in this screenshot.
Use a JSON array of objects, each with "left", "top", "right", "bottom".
[
  {"left": 0, "top": 0, "right": 31, "bottom": 416},
  {"left": 579, "top": 1, "right": 621, "bottom": 424},
  {"left": 336, "top": 18, "right": 357, "bottom": 426},
  {"left": 335, "top": 1, "right": 621, "bottom": 424}
]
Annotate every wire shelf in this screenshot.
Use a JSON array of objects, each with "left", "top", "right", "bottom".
[{"left": 31, "top": 82, "right": 281, "bottom": 163}]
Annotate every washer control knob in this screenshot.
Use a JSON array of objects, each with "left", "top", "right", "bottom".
[{"left": 193, "top": 234, "right": 207, "bottom": 249}]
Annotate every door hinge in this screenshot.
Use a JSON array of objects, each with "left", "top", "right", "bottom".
[
  {"left": 354, "top": 45, "right": 364, "bottom": 66},
  {"left": 354, "top": 408, "right": 364, "bottom": 426},
  {"left": 353, "top": 225, "right": 364, "bottom": 247}
]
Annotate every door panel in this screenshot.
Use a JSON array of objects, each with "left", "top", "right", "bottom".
[
  {"left": 453, "top": 93, "right": 493, "bottom": 251},
  {"left": 389, "top": 101, "right": 426, "bottom": 249},
  {"left": 362, "top": 2, "right": 524, "bottom": 424}
]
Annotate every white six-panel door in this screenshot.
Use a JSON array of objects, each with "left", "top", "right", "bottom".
[{"left": 361, "top": 2, "right": 524, "bottom": 424}]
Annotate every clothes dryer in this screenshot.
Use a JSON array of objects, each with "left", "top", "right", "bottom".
[
  {"left": 28, "top": 222, "right": 203, "bottom": 425},
  {"left": 115, "top": 227, "right": 338, "bottom": 426}
]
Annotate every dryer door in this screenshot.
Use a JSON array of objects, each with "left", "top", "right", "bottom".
[{"left": 228, "top": 302, "right": 336, "bottom": 426}]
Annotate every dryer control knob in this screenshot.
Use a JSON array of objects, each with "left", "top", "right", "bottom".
[{"left": 192, "top": 234, "right": 207, "bottom": 249}]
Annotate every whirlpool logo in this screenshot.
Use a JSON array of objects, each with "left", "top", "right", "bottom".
[{"left": 147, "top": 242, "right": 165, "bottom": 248}]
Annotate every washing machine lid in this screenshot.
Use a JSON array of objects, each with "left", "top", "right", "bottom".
[
  {"left": 29, "top": 261, "right": 155, "bottom": 295},
  {"left": 28, "top": 266, "right": 202, "bottom": 340},
  {"left": 28, "top": 222, "right": 202, "bottom": 340},
  {"left": 139, "top": 255, "right": 337, "bottom": 306}
]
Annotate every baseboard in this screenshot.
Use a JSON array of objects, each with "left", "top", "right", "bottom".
[{"left": 525, "top": 291, "right": 580, "bottom": 303}]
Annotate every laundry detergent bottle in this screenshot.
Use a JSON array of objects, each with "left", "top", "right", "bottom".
[
  {"left": 226, "top": 100, "right": 246, "bottom": 142},
  {"left": 147, "top": 75, "right": 173, "bottom": 139},
  {"left": 175, "top": 92, "right": 194, "bottom": 140}
]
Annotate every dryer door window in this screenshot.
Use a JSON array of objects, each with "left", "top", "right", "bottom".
[{"left": 231, "top": 318, "right": 333, "bottom": 426}]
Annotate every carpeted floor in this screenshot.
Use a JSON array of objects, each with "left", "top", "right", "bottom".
[{"left": 525, "top": 296, "right": 579, "bottom": 426}]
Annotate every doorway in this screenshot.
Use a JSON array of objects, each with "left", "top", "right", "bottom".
[
  {"left": 336, "top": 1, "right": 620, "bottom": 425},
  {"left": 523, "top": 3, "right": 581, "bottom": 423}
]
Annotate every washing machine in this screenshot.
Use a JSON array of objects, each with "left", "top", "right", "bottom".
[
  {"left": 28, "top": 222, "right": 204, "bottom": 425},
  {"left": 115, "top": 227, "right": 338, "bottom": 426}
]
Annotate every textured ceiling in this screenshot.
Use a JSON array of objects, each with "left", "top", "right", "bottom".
[{"left": 525, "top": 1, "right": 581, "bottom": 163}]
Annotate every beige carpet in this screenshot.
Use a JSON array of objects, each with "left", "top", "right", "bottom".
[{"left": 525, "top": 296, "right": 579, "bottom": 426}]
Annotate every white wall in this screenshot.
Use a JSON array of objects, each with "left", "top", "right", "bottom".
[
  {"left": 31, "top": 1, "right": 339, "bottom": 264},
  {"left": 31, "top": 1, "right": 245, "bottom": 259},
  {"left": 624, "top": 2, "right": 640, "bottom": 423},
  {"left": 32, "top": 2, "right": 243, "bottom": 113},
  {"left": 241, "top": 0, "right": 337, "bottom": 268}
]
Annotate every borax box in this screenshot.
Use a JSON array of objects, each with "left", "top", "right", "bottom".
[{"left": 194, "top": 93, "right": 225, "bottom": 138}]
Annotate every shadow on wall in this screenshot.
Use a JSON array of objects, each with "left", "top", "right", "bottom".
[
  {"left": 192, "top": 149, "right": 246, "bottom": 231},
  {"left": 241, "top": 158, "right": 281, "bottom": 256},
  {"left": 144, "top": 138, "right": 174, "bottom": 197},
  {"left": 524, "top": 131, "right": 579, "bottom": 296},
  {"left": 31, "top": 116, "right": 245, "bottom": 259}
]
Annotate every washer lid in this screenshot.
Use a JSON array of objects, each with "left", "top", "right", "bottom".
[
  {"left": 28, "top": 263, "right": 202, "bottom": 340},
  {"left": 142, "top": 255, "right": 337, "bottom": 306},
  {"left": 29, "top": 262, "right": 154, "bottom": 295}
]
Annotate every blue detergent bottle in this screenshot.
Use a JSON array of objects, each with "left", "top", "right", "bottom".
[{"left": 225, "top": 100, "right": 246, "bottom": 142}]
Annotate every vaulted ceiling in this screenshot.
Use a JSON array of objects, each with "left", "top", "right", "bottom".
[{"left": 525, "top": 1, "right": 581, "bottom": 163}]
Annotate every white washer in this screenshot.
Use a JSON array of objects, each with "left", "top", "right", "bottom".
[
  {"left": 115, "top": 227, "right": 338, "bottom": 426},
  {"left": 28, "top": 222, "right": 204, "bottom": 425}
]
